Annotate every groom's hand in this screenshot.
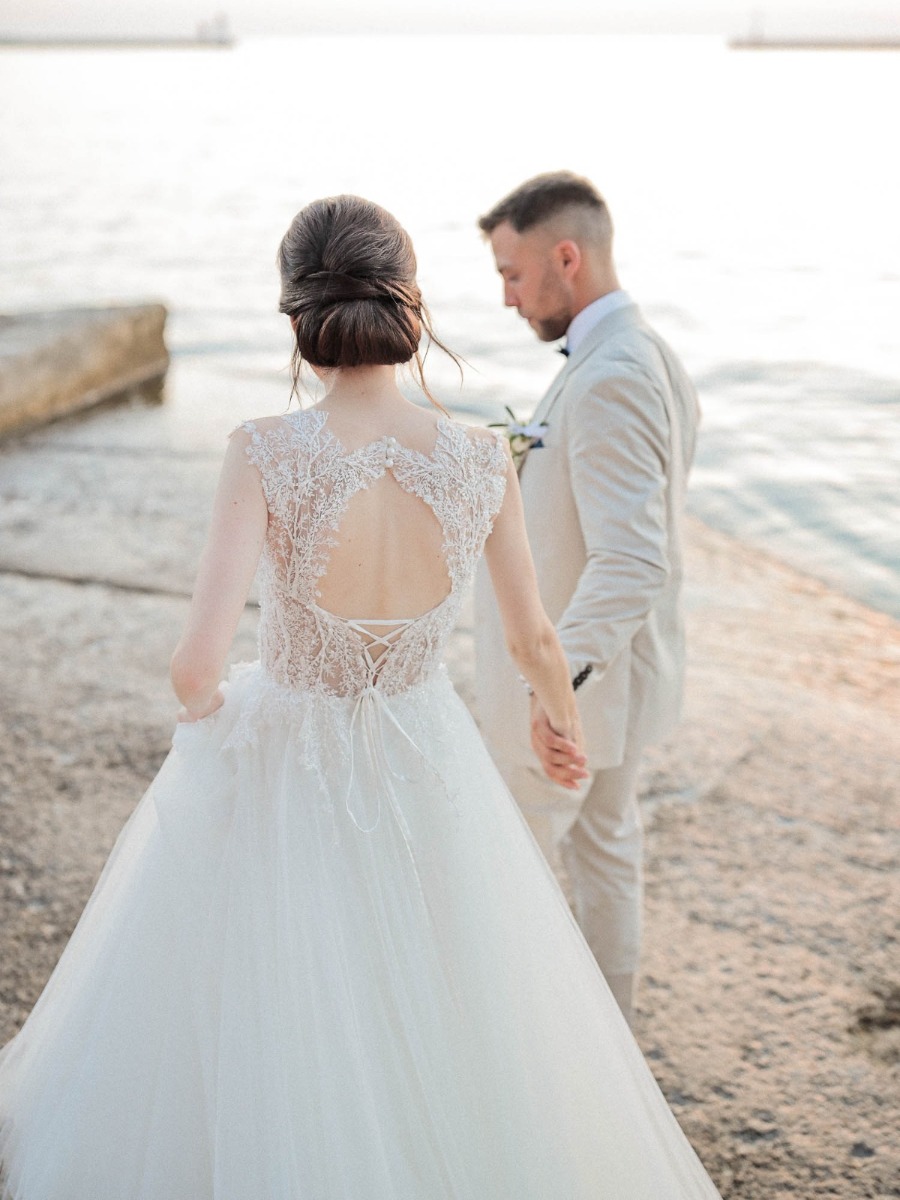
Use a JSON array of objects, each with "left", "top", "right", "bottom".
[{"left": 530, "top": 702, "right": 589, "bottom": 790}]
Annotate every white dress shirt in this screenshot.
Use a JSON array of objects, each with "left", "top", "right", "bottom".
[{"left": 564, "top": 290, "right": 633, "bottom": 357}]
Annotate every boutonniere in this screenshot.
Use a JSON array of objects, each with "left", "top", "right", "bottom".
[{"left": 489, "top": 406, "right": 549, "bottom": 472}]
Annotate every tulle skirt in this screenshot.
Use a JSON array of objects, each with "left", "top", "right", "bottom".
[{"left": 0, "top": 663, "right": 721, "bottom": 1199}]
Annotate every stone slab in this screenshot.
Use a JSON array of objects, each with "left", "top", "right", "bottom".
[{"left": 0, "top": 305, "right": 169, "bottom": 437}]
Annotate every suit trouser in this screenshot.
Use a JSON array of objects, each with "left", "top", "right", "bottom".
[{"left": 494, "top": 747, "right": 644, "bottom": 1015}]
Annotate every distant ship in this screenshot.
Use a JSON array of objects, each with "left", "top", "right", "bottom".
[
  {"left": 0, "top": 13, "right": 235, "bottom": 49},
  {"left": 730, "top": 8, "right": 900, "bottom": 50},
  {"left": 731, "top": 36, "right": 900, "bottom": 50}
]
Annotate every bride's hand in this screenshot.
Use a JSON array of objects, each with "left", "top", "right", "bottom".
[
  {"left": 176, "top": 688, "right": 225, "bottom": 724},
  {"left": 530, "top": 698, "right": 589, "bottom": 790}
]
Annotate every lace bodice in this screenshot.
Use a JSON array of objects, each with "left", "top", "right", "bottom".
[{"left": 241, "top": 410, "right": 507, "bottom": 700}]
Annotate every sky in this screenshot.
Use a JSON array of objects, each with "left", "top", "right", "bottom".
[{"left": 1, "top": 0, "right": 898, "bottom": 38}]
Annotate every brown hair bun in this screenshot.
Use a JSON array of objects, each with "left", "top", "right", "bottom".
[{"left": 278, "top": 196, "right": 423, "bottom": 371}]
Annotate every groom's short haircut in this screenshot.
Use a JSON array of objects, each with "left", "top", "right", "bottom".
[{"left": 478, "top": 171, "right": 613, "bottom": 247}]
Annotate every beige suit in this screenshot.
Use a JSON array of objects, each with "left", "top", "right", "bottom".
[{"left": 474, "top": 301, "right": 699, "bottom": 1018}]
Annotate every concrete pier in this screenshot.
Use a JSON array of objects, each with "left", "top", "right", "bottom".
[{"left": 0, "top": 305, "right": 169, "bottom": 438}]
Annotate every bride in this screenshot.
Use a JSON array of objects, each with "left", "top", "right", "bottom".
[{"left": 0, "top": 195, "right": 723, "bottom": 1199}]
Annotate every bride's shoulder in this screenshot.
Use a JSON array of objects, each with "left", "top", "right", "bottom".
[
  {"left": 237, "top": 414, "right": 284, "bottom": 435},
  {"left": 442, "top": 418, "right": 508, "bottom": 466},
  {"left": 440, "top": 416, "right": 502, "bottom": 446},
  {"left": 230, "top": 408, "right": 326, "bottom": 448},
  {"left": 226, "top": 413, "right": 325, "bottom": 493},
  {"left": 233, "top": 409, "right": 320, "bottom": 435}
]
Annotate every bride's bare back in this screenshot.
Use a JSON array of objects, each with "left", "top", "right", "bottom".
[
  {"left": 304, "top": 406, "right": 453, "bottom": 624},
  {"left": 222, "top": 406, "right": 506, "bottom": 698}
]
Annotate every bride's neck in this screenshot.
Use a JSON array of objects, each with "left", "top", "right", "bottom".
[{"left": 315, "top": 364, "right": 408, "bottom": 413}]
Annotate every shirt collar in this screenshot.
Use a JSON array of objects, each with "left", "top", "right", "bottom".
[{"left": 563, "top": 290, "right": 632, "bottom": 357}]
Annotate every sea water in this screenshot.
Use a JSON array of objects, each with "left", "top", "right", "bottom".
[{"left": 1, "top": 35, "right": 898, "bottom": 614}]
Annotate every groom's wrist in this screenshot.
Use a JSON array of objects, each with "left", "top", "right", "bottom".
[{"left": 517, "top": 662, "right": 593, "bottom": 696}]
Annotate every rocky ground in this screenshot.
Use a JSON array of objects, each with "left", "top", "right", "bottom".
[{"left": 1, "top": 388, "right": 898, "bottom": 1198}]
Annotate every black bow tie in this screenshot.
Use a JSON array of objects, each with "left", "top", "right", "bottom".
[{"left": 557, "top": 345, "right": 570, "bottom": 357}]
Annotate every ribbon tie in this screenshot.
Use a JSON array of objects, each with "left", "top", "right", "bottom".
[
  {"left": 340, "top": 618, "right": 456, "bottom": 843},
  {"left": 344, "top": 681, "right": 427, "bottom": 838}
]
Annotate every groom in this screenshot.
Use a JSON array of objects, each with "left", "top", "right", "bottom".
[{"left": 474, "top": 172, "right": 700, "bottom": 1025}]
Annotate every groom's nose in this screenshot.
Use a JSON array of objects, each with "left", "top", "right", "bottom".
[{"left": 503, "top": 282, "right": 519, "bottom": 307}]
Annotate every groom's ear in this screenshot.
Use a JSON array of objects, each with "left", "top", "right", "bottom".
[{"left": 554, "top": 239, "right": 582, "bottom": 279}]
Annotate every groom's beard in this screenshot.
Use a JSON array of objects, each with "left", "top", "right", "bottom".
[{"left": 530, "top": 309, "right": 572, "bottom": 342}]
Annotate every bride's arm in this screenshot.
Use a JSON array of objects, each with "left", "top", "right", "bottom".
[
  {"left": 170, "top": 430, "right": 268, "bottom": 719},
  {"left": 483, "top": 449, "right": 588, "bottom": 789}
]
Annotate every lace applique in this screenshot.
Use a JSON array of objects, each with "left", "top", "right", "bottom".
[{"left": 237, "top": 410, "right": 506, "bottom": 703}]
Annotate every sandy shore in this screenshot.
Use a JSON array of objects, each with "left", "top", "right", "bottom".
[{"left": 1, "top": 399, "right": 898, "bottom": 1198}]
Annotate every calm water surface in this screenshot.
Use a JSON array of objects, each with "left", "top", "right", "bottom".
[{"left": 1, "top": 35, "right": 898, "bottom": 613}]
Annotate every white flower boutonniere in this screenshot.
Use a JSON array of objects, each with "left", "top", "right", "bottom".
[{"left": 489, "top": 406, "right": 549, "bottom": 473}]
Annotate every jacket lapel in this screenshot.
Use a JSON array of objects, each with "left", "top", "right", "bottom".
[{"left": 518, "top": 303, "right": 643, "bottom": 476}]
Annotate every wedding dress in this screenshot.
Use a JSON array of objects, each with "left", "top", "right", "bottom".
[{"left": 0, "top": 409, "right": 722, "bottom": 1199}]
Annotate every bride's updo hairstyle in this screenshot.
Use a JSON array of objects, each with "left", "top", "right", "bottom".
[{"left": 278, "top": 195, "right": 457, "bottom": 405}]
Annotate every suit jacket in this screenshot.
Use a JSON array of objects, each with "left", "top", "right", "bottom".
[{"left": 474, "top": 302, "right": 700, "bottom": 769}]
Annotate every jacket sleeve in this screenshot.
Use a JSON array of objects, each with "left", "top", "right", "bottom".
[{"left": 556, "top": 370, "right": 671, "bottom": 675}]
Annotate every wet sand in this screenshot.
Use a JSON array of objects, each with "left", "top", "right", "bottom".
[{"left": 1, "top": 397, "right": 898, "bottom": 1198}]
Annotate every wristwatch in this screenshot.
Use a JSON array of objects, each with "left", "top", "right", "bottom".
[
  {"left": 572, "top": 664, "right": 593, "bottom": 691},
  {"left": 519, "top": 663, "right": 593, "bottom": 696}
]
